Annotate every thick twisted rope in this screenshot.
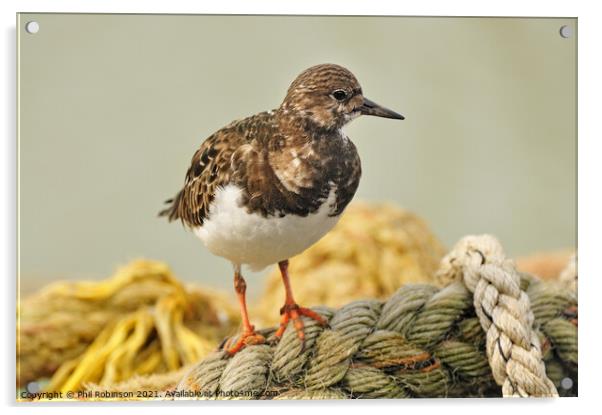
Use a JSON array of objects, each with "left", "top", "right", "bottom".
[
  {"left": 176, "top": 236, "right": 576, "bottom": 399},
  {"left": 436, "top": 235, "right": 559, "bottom": 397}
]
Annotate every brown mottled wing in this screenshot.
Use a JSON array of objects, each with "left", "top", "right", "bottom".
[{"left": 159, "top": 125, "right": 250, "bottom": 228}]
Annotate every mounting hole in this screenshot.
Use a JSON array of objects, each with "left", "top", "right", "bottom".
[
  {"left": 560, "top": 377, "right": 573, "bottom": 390},
  {"left": 559, "top": 25, "right": 573, "bottom": 39},
  {"left": 25, "top": 21, "right": 40, "bottom": 34},
  {"left": 26, "top": 381, "right": 41, "bottom": 393}
]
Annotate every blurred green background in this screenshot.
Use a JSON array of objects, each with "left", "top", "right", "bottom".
[{"left": 18, "top": 14, "right": 576, "bottom": 296}]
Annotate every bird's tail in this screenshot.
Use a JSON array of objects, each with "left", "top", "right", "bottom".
[{"left": 158, "top": 190, "right": 183, "bottom": 222}]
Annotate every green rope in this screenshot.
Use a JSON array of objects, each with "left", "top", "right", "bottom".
[{"left": 177, "top": 276, "right": 577, "bottom": 399}]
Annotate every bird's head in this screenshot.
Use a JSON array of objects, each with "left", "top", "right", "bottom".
[{"left": 280, "top": 63, "right": 404, "bottom": 131}]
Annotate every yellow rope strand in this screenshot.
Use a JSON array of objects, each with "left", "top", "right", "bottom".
[{"left": 18, "top": 260, "right": 239, "bottom": 393}]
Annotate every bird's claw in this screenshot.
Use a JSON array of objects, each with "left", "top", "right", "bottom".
[
  {"left": 223, "top": 327, "right": 265, "bottom": 356},
  {"left": 274, "top": 303, "right": 328, "bottom": 347}
]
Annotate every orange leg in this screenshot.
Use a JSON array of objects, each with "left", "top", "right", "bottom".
[
  {"left": 224, "top": 266, "right": 265, "bottom": 355},
  {"left": 274, "top": 260, "right": 327, "bottom": 344}
]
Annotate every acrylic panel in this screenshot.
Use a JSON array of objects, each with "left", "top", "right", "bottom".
[{"left": 17, "top": 14, "right": 577, "bottom": 401}]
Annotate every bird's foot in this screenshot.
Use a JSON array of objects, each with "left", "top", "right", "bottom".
[
  {"left": 224, "top": 327, "right": 265, "bottom": 355},
  {"left": 274, "top": 303, "right": 327, "bottom": 346}
]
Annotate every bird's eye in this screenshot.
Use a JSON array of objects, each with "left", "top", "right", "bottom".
[{"left": 332, "top": 90, "right": 348, "bottom": 101}]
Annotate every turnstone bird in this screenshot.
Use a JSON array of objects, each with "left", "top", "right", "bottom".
[{"left": 160, "top": 64, "right": 403, "bottom": 354}]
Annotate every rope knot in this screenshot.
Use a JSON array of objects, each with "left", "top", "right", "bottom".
[{"left": 435, "top": 234, "right": 514, "bottom": 291}]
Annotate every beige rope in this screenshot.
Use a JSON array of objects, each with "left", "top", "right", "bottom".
[{"left": 436, "top": 235, "right": 559, "bottom": 397}]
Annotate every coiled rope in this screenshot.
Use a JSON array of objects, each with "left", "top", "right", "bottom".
[
  {"left": 176, "top": 235, "right": 576, "bottom": 399},
  {"left": 17, "top": 260, "right": 239, "bottom": 391}
]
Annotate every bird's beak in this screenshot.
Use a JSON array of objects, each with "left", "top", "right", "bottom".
[{"left": 359, "top": 98, "right": 404, "bottom": 120}]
